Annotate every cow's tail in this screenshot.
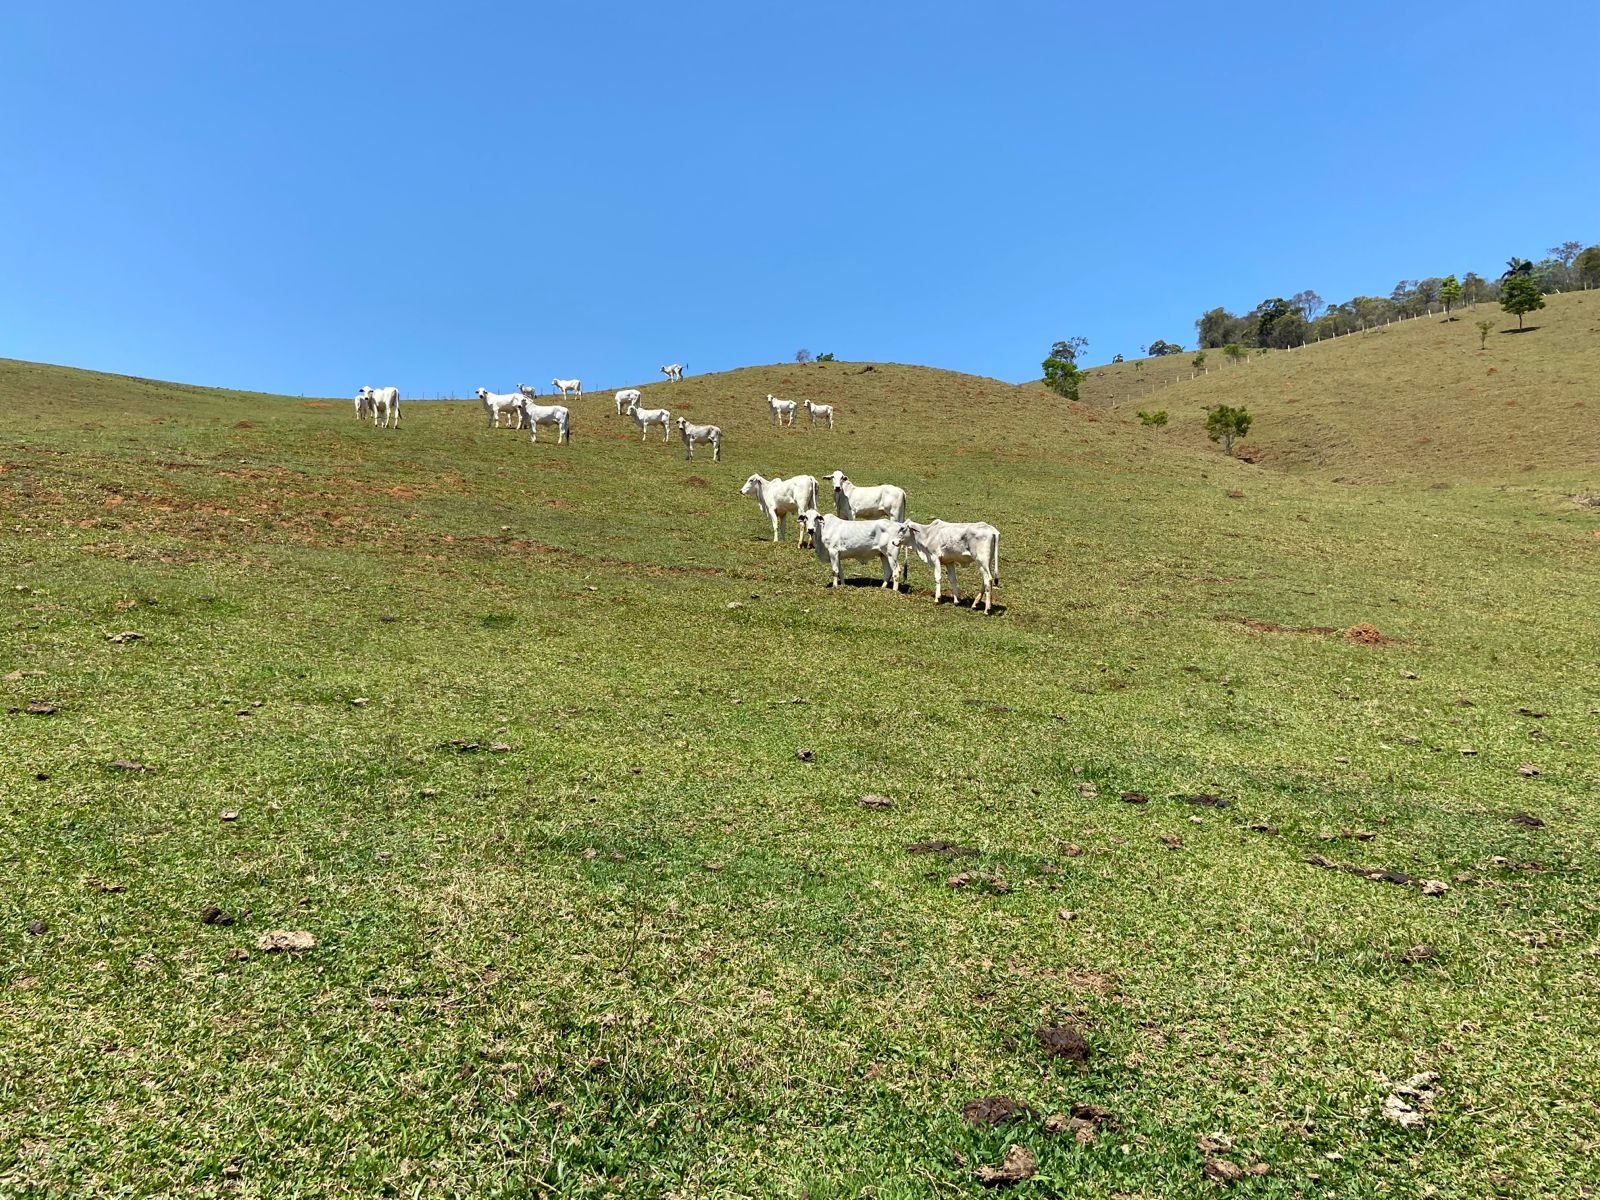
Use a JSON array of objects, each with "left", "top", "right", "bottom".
[{"left": 990, "top": 529, "right": 1000, "bottom": 588}]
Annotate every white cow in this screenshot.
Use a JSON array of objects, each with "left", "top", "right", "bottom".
[
  {"left": 552, "top": 377, "right": 582, "bottom": 400},
  {"left": 676, "top": 417, "right": 722, "bottom": 461},
  {"left": 615, "top": 388, "right": 643, "bottom": 416},
  {"left": 828, "top": 471, "right": 906, "bottom": 521},
  {"left": 660, "top": 363, "right": 685, "bottom": 382},
  {"left": 740, "top": 474, "right": 820, "bottom": 545},
  {"left": 898, "top": 520, "right": 1002, "bottom": 613},
  {"left": 517, "top": 398, "right": 572, "bottom": 444},
  {"left": 626, "top": 399, "right": 672, "bottom": 443},
  {"left": 803, "top": 399, "right": 835, "bottom": 429},
  {"left": 358, "top": 386, "right": 400, "bottom": 429},
  {"left": 800, "top": 510, "right": 907, "bottom": 590},
  {"left": 477, "top": 388, "right": 524, "bottom": 429},
  {"left": 766, "top": 394, "right": 797, "bottom": 426}
]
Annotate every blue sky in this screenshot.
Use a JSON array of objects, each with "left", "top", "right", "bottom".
[{"left": 3, "top": 1, "right": 1596, "bottom": 396}]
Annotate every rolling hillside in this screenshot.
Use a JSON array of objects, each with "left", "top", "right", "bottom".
[
  {"left": 1073, "top": 291, "right": 1600, "bottom": 483},
  {"left": 2, "top": 353, "right": 1598, "bottom": 1198}
]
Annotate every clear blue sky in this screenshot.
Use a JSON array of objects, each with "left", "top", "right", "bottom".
[{"left": 4, "top": 1, "right": 1596, "bottom": 396}]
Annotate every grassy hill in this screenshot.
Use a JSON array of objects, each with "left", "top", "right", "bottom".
[
  {"left": 1073, "top": 291, "right": 1600, "bottom": 484},
  {"left": 2, "top": 351, "right": 1598, "bottom": 1198}
]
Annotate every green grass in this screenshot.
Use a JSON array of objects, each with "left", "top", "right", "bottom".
[{"left": 1, "top": 350, "right": 1598, "bottom": 1198}]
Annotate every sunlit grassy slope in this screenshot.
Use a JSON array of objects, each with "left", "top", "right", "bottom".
[
  {"left": 1075, "top": 291, "right": 1600, "bottom": 483},
  {"left": 2, "top": 349, "right": 1598, "bottom": 1199}
]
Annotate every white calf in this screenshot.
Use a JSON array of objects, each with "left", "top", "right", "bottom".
[
  {"left": 766, "top": 394, "right": 797, "bottom": 426},
  {"left": 359, "top": 385, "right": 400, "bottom": 428},
  {"left": 740, "top": 474, "right": 820, "bottom": 545},
  {"left": 676, "top": 417, "right": 722, "bottom": 461},
  {"left": 804, "top": 399, "right": 835, "bottom": 429},
  {"left": 626, "top": 400, "right": 672, "bottom": 443},
  {"left": 517, "top": 398, "right": 571, "bottom": 445},
  {"left": 660, "top": 363, "right": 686, "bottom": 382},
  {"left": 898, "top": 520, "right": 1002, "bottom": 613},
  {"left": 828, "top": 471, "right": 906, "bottom": 521},
  {"left": 552, "top": 378, "right": 582, "bottom": 400},
  {"left": 615, "top": 388, "right": 643, "bottom": 416},
  {"left": 800, "top": 510, "right": 907, "bottom": 590},
  {"left": 477, "top": 388, "right": 524, "bottom": 429}
]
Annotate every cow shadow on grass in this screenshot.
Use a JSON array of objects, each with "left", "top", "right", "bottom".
[{"left": 830, "top": 579, "right": 1009, "bottom": 614}]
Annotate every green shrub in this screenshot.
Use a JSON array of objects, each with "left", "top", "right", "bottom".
[
  {"left": 1205, "top": 404, "right": 1252, "bottom": 456},
  {"left": 1041, "top": 357, "right": 1082, "bottom": 401},
  {"left": 1137, "top": 409, "right": 1168, "bottom": 427}
]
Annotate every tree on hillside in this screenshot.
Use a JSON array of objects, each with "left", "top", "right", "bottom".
[
  {"left": 795, "top": 348, "right": 812, "bottom": 364},
  {"left": 1050, "top": 337, "right": 1089, "bottom": 364},
  {"left": 1351, "top": 295, "right": 1392, "bottom": 327},
  {"left": 1548, "top": 240, "right": 1584, "bottom": 285},
  {"left": 1111, "top": 353, "right": 1124, "bottom": 364},
  {"left": 815, "top": 352, "right": 835, "bottom": 362},
  {"left": 1267, "top": 309, "right": 1309, "bottom": 349},
  {"left": 1533, "top": 259, "right": 1565, "bottom": 293},
  {"left": 1501, "top": 257, "right": 1534, "bottom": 279},
  {"left": 1576, "top": 246, "right": 1600, "bottom": 289},
  {"left": 1192, "top": 351, "right": 1208, "bottom": 372},
  {"left": 1290, "top": 289, "right": 1325, "bottom": 320},
  {"left": 1462, "top": 272, "right": 1489, "bottom": 307},
  {"left": 1223, "top": 343, "right": 1246, "bottom": 364},
  {"left": 1148, "top": 339, "right": 1181, "bottom": 356},
  {"left": 1500, "top": 274, "right": 1545, "bottom": 329},
  {"left": 1474, "top": 319, "right": 1493, "bottom": 350},
  {"left": 1041, "top": 354, "right": 1082, "bottom": 401},
  {"left": 1391, "top": 279, "right": 1439, "bottom": 317},
  {"left": 1439, "top": 275, "right": 1463, "bottom": 318},
  {"left": 1205, "top": 405, "right": 1252, "bottom": 456},
  {"left": 1255, "top": 298, "right": 1294, "bottom": 345}
]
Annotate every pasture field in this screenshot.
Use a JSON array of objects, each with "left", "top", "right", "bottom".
[
  {"left": 2, "top": 349, "right": 1598, "bottom": 1199},
  {"left": 1076, "top": 291, "right": 1600, "bottom": 483}
]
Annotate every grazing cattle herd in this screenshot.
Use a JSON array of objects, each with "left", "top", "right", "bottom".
[{"left": 352, "top": 368, "right": 1002, "bottom": 611}]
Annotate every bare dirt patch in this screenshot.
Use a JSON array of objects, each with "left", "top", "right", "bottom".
[
  {"left": 962, "top": 1097, "right": 1036, "bottom": 1127},
  {"left": 1034, "top": 1024, "right": 1091, "bottom": 1065},
  {"left": 1344, "top": 623, "right": 1394, "bottom": 645},
  {"left": 906, "top": 839, "right": 979, "bottom": 857}
]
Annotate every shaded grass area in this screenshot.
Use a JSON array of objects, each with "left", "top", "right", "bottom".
[{"left": 2, "top": 357, "right": 1598, "bottom": 1197}]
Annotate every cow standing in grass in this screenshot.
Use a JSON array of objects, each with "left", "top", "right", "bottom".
[
  {"left": 740, "top": 474, "right": 820, "bottom": 546},
  {"left": 516, "top": 397, "right": 572, "bottom": 445},
  {"left": 800, "top": 510, "right": 908, "bottom": 590},
  {"left": 676, "top": 417, "right": 722, "bottom": 461},
  {"left": 626, "top": 399, "right": 673, "bottom": 443},
  {"left": 897, "top": 520, "right": 1001, "bottom": 613},
  {"left": 477, "top": 388, "right": 524, "bottom": 429},
  {"left": 358, "top": 386, "right": 401, "bottom": 429}
]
